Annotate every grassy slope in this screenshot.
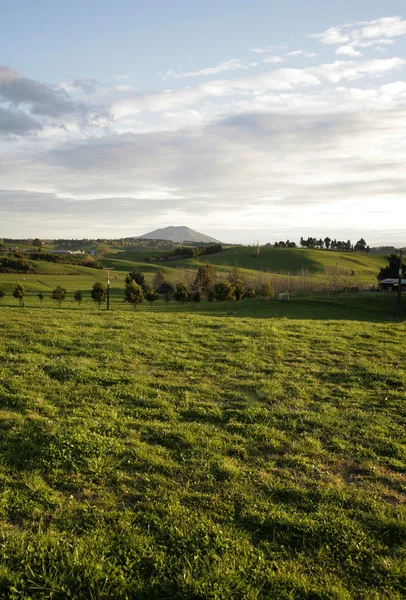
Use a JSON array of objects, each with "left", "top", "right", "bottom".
[
  {"left": 0, "top": 248, "right": 388, "bottom": 298},
  {"left": 0, "top": 298, "right": 405, "bottom": 599},
  {"left": 176, "top": 247, "right": 387, "bottom": 282}
]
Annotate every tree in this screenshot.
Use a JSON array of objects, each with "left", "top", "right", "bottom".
[
  {"left": 227, "top": 267, "right": 246, "bottom": 301},
  {"left": 324, "top": 237, "right": 331, "bottom": 250},
  {"left": 214, "top": 281, "right": 235, "bottom": 305},
  {"left": 125, "top": 268, "right": 146, "bottom": 291},
  {"left": 191, "top": 290, "right": 201, "bottom": 308},
  {"left": 354, "top": 238, "right": 367, "bottom": 252},
  {"left": 0, "top": 288, "right": 5, "bottom": 303},
  {"left": 74, "top": 290, "right": 83, "bottom": 306},
  {"left": 246, "top": 288, "right": 256, "bottom": 301},
  {"left": 158, "top": 281, "right": 175, "bottom": 296},
  {"left": 259, "top": 282, "right": 274, "bottom": 304},
  {"left": 13, "top": 284, "right": 25, "bottom": 307},
  {"left": 38, "top": 292, "right": 44, "bottom": 308},
  {"left": 145, "top": 288, "right": 159, "bottom": 308},
  {"left": 91, "top": 282, "right": 107, "bottom": 309},
  {"left": 174, "top": 281, "right": 190, "bottom": 305},
  {"left": 152, "top": 270, "right": 166, "bottom": 291},
  {"left": 52, "top": 285, "right": 67, "bottom": 308},
  {"left": 33, "top": 238, "right": 42, "bottom": 249},
  {"left": 124, "top": 280, "right": 143, "bottom": 309},
  {"left": 378, "top": 254, "right": 406, "bottom": 281},
  {"left": 192, "top": 263, "right": 216, "bottom": 297}
]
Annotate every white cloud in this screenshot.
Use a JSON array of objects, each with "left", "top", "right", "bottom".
[
  {"left": 164, "top": 59, "right": 252, "bottom": 80},
  {"left": 250, "top": 45, "right": 286, "bottom": 54},
  {"left": 353, "top": 16, "right": 406, "bottom": 40},
  {"left": 113, "top": 57, "right": 405, "bottom": 119},
  {"left": 287, "top": 50, "right": 319, "bottom": 58},
  {"left": 311, "top": 16, "right": 406, "bottom": 58},
  {"left": 336, "top": 45, "right": 363, "bottom": 57},
  {"left": 263, "top": 56, "right": 284, "bottom": 64},
  {"left": 309, "top": 26, "right": 351, "bottom": 45}
]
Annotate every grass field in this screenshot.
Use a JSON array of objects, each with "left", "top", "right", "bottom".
[
  {"left": 0, "top": 247, "right": 389, "bottom": 308},
  {"left": 0, "top": 296, "right": 405, "bottom": 599}
]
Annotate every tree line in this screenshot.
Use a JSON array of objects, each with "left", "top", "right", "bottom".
[
  {"left": 0, "top": 265, "right": 274, "bottom": 310},
  {"left": 122, "top": 265, "right": 273, "bottom": 309},
  {"left": 299, "top": 237, "right": 369, "bottom": 252}
]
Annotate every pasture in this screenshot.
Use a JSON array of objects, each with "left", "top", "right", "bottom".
[{"left": 0, "top": 297, "right": 405, "bottom": 599}]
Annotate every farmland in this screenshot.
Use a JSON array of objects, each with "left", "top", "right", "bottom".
[
  {"left": 0, "top": 296, "right": 405, "bottom": 599},
  {"left": 0, "top": 246, "right": 389, "bottom": 305}
]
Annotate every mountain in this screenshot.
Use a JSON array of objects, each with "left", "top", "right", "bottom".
[{"left": 137, "top": 226, "right": 220, "bottom": 244}]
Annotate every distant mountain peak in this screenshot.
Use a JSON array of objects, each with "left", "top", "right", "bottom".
[{"left": 137, "top": 226, "right": 220, "bottom": 244}]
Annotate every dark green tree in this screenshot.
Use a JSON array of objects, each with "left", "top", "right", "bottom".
[
  {"left": 214, "top": 281, "right": 236, "bottom": 305},
  {"left": 74, "top": 290, "right": 83, "bottom": 306},
  {"left": 13, "top": 284, "right": 25, "bottom": 307},
  {"left": 378, "top": 254, "right": 406, "bottom": 281},
  {"left": 191, "top": 290, "right": 201, "bottom": 308},
  {"left": 125, "top": 268, "right": 146, "bottom": 291},
  {"left": 228, "top": 267, "right": 246, "bottom": 301},
  {"left": 52, "top": 285, "right": 67, "bottom": 308},
  {"left": 91, "top": 282, "right": 107, "bottom": 309},
  {"left": 259, "top": 282, "right": 274, "bottom": 304},
  {"left": 124, "top": 280, "right": 144, "bottom": 309},
  {"left": 174, "top": 281, "right": 190, "bottom": 305},
  {"left": 145, "top": 288, "right": 159, "bottom": 308},
  {"left": 354, "top": 238, "right": 367, "bottom": 252}
]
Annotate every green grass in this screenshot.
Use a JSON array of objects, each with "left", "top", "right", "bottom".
[
  {"left": 175, "top": 247, "right": 387, "bottom": 283},
  {"left": 0, "top": 247, "right": 388, "bottom": 302},
  {"left": 0, "top": 298, "right": 405, "bottom": 599}
]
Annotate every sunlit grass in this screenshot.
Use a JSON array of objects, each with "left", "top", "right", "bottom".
[{"left": 0, "top": 302, "right": 405, "bottom": 598}]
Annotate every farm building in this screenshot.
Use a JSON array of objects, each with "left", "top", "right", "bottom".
[{"left": 379, "top": 278, "right": 406, "bottom": 291}]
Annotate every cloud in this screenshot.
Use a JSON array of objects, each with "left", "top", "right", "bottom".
[
  {"left": 71, "top": 78, "right": 99, "bottom": 94},
  {"left": 353, "top": 16, "right": 406, "bottom": 40},
  {"left": 310, "top": 16, "right": 406, "bottom": 57},
  {"left": 250, "top": 45, "right": 286, "bottom": 54},
  {"left": 309, "top": 26, "right": 351, "bottom": 45},
  {"left": 287, "top": 50, "right": 319, "bottom": 58},
  {"left": 164, "top": 59, "right": 253, "bottom": 80},
  {"left": 112, "top": 57, "right": 405, "bottom": 119},
  {"left": 2, "top": 94, "right": 405, "bottom": 242},
  {"left": 336, "top": 45, "right": 363, "bottom": 57},
  {"left": 263, "top": 56, "right": 284, "bottom": 64},
  {"left": 0, "top": 107, "right": 43, "bottom": 136},
  {"left": 0, "top": 65, "right": 111, "bottom": 137}
]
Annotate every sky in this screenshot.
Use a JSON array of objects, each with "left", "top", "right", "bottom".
[{"left": 1, "top": 0, "right": 406, "bottom": 245}]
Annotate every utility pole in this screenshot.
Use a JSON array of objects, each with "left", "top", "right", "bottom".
[
  {"left": 397, "top": 249, "right": 403, "bottom": 323},
  {"left": 103, "top": 267, "right": 114, "bottom": 310}
]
